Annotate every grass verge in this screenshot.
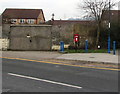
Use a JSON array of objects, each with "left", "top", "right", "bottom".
[{"left": 65, "top": 49, "right": 108, "bottom": 53}]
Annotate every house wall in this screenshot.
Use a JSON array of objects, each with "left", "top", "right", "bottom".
[
  {"left": 11, "top": 19, "right": 37, "bottom": 24},
  {"left": 10, "top": 18, "right": 44, "bottom": 24},
  {"left": 101, "top": 10, "right": 120, "bottom": 48},
  {"left": 37, "top": 12, "right": 45, "bottom": 24},
  {"left": 102, "top": 10, "right": 119, "bottom": 24},
  {"left": 9, "top": 25, "right": 52, "bottom": 50}
]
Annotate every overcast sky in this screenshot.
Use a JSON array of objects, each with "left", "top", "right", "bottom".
[{"left": 0, "top": 0, "right": 119, "bottom": 21}]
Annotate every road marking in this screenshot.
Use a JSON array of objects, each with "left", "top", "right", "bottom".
[
  {"left": 1, "top": 57, "right": 120, "bottom": 71},
  {"left": 8, "top": 73, "right": 82, "bottom": 89}
]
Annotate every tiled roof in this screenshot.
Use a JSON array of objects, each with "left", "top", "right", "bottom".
[{"left": 2, "top": 8, "right": 43, "bottom": 19}]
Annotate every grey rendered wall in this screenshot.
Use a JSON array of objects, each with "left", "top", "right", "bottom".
[
  {"left": 2, "top": 24, "right": 11, "bottom": 38},
  {"left": 10, "top": 25, "right": 52, "bottom": 50}
]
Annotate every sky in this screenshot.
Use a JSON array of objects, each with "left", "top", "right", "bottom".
[{"left": 0, "top": 0, "right": 119, "bottom": 21}]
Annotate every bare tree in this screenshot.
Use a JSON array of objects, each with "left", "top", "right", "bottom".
[{"left": 78, "top": 0, "right": 115, "bottom": 48}]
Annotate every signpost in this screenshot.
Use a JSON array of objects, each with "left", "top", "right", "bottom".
[
  {"left": 85, "top": 40, "right": 88, "bottom": 53},
  {"left": 113, "top": 41, "right": 116, "bottom": 55}
]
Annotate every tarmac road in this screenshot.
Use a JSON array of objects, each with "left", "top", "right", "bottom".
[{"left": 2, "top": 58, "right": 119, "bottom": 92}]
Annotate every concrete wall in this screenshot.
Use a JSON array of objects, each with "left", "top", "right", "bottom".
[{"left": 10, "top": 25, "right": 52, "bottom": 50}]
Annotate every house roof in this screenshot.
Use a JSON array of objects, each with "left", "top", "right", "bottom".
[{"left": 2, "top": 8, "right": 44, "bottom": 19}]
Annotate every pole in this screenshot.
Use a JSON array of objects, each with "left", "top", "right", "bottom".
[
  {"left": 60, "top": 41, "right": 64, "bottom": 52},
  {"left": 113, "top": 41, "right": 116, "bottom": 55},
  {"left": 85, "top": 40, "right": 88, "bottom": 53},
  {"left": 108, "top": 0, "right": 111, "bottom": 53},
  {"left": 108, "top": 36, "right": 110, "bottom": 53},
  {"left": 75, "top": 42, "right": 78, "bottom": 52}
]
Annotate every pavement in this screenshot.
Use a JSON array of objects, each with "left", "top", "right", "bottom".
[
  {"left": 1, "top": 51, "right": 119, "bottom": 65},
  {"left": 57, "top": 53, "right": 119, "bottom": 64}
]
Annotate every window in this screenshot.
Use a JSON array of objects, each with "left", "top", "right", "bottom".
[
  {"left": 27, "top": 19, "right": 35, "bottom": 24},
  {"left": 11, "top": 19, "right": 17, "bottom": 23},
  {"left": 19, "top": 19, "right": 25, "bottom": 23}
]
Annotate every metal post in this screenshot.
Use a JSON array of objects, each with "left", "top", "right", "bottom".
[
  {"left": 85, "top": 40, "right": 88, "bottom": 53},
  {"left": 75, "top": 42, "right": 78, "bottom": 52},
  {"left": 108, "top": 36, "right": 110, "bottom": 53},
  {"left": 60, "top": 41, "right": 64, "bottom": 52},
  {"left": 108, "top": 0, "right": 111, "bottom": 53},
  {"left": 113, "top": 41, "right": 116, "bottom": 55}
]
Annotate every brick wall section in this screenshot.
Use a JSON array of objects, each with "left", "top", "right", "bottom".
[{"left": 37, "top": 12, "right": 45, "bottom": 24}]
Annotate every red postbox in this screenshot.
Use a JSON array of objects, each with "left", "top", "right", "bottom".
[{"left": 74, "top": 34, "right": 79, "bottom": 42}]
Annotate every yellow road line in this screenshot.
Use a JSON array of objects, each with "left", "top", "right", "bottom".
[{"left": 1, "top": 57, "right": 120, "bottom": 71}]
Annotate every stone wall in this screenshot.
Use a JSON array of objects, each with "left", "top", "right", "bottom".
[
  {"left": 9, "top": 25, "right": 52, "bottom": 50},
  {"left": 73, "top": 23, "right": 97, "bottom": 48},
  {"left": 51, "top": 20, "right": 97, "bottom": 49},
  {"left": 52, "top": 23, "right": 74, "bottom": 45},
  {"left": 0, "top": 39, "right": 9, "bottom": 50},
  {"left": 2, "top": 20, "right": 97, "bottom": 50}
]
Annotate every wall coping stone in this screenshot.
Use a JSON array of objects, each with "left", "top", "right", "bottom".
[{"left": 10, "top": 24, "right": 52, "bottom": 27}]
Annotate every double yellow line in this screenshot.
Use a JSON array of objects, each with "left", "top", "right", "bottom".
[{"left": 1, "top": 57, "right": 120, "bottom": 71}]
